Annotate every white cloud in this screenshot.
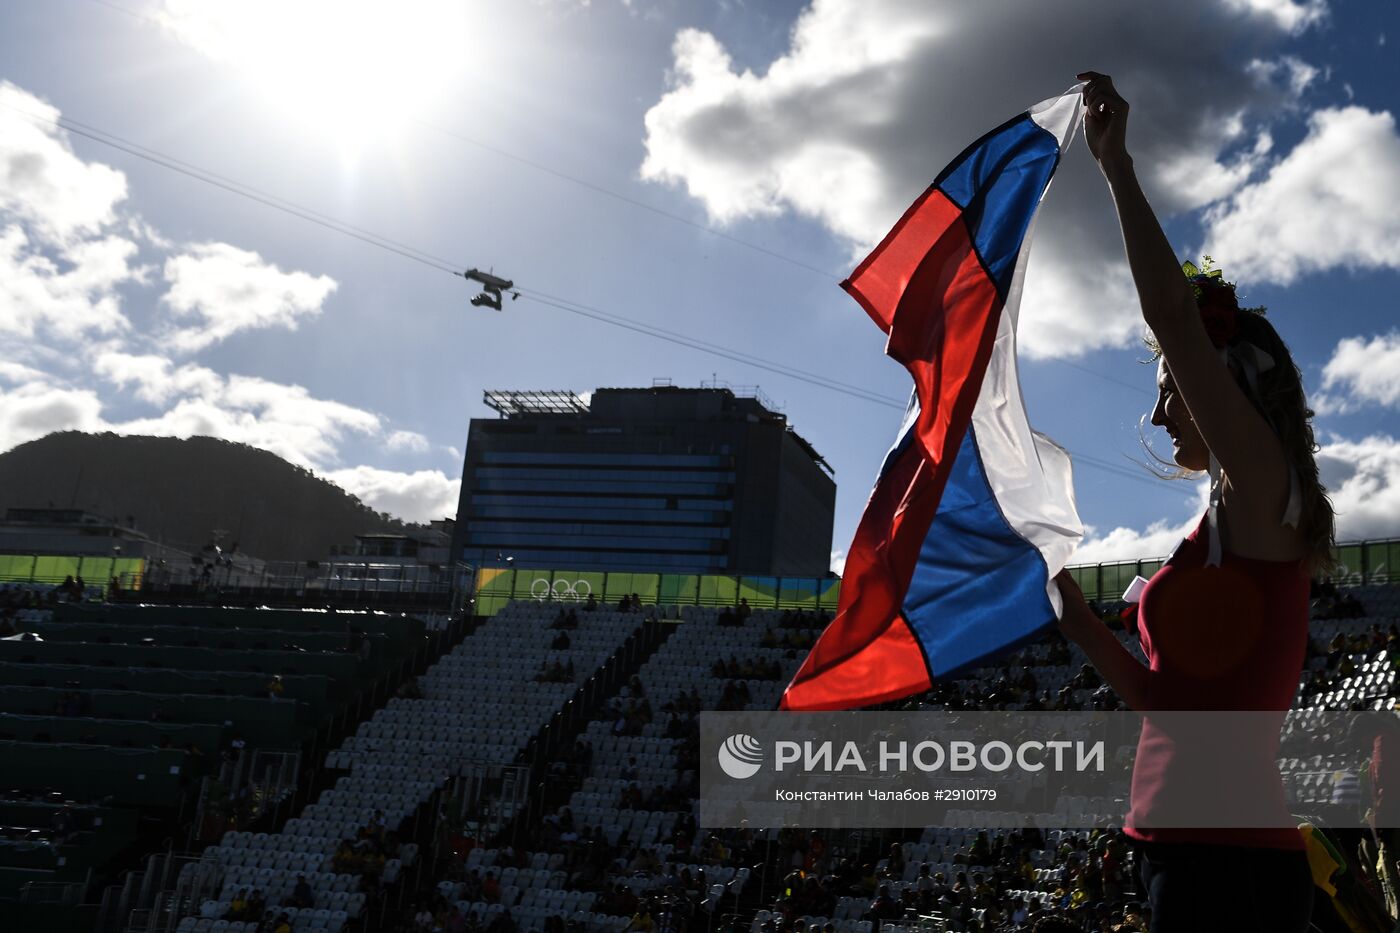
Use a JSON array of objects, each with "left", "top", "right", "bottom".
[
  {"left": 0, "top": 224, "right": 137, "bottom": 340},
  {"left": 0, "top": 361, "right": 46, "bottom": 384},
  {"left": 1154, "top": 126, "right": 1274, "bottom": 212},
  {"left": 1017, "top": 256, "right": 1142, "bottom": 360},
  {"left": 0, "top": 379, "right": 106, "bottom": 453},
  {"left": 1318, "top": 435, "right": 1400, "bottom": 541},
  {"left": 829, "top": 548, "right": 846, "bottom": 575},
  {"left": 0, "top": 82, "right": 129, "bottom": 244},
  {"left": 639, "top": 1, "right": 1323, "bottom": 359},
  {"left": 1069, "top": 432, "right": 1400, "bottom": 565},
  {"left": 1221, "top": 0, "right": 1327, "bottom": 34},
  {"left": 108, "top": 379, "right": 378, "bottom": 469},
  {"left": 81, "top": 355, "right": 384, "bottom": 470},
  {"left": 1071, "top": 481, "right": 1210, "bottom": 566},
  {"left": 93, "top": 351, "right": 222, "bottom": 405},
  {"left": 1316, "top": 332, "right": 1400, "bottom": 414},
  {"left": 321, "top": 466, "right": 461, "bottom": 524},
  {"left": 160, "top": 242, "right": 338, "bottom": 352},
  {"left": 1202, "top": 107, "right": 1400, "bottom": 284},
  {"left": 0, "top": 85, "right": 141, "bottom": 343},
  {"left": 386, "top": 429, "right": 430, "bottom": 453},
  {"left": 1245, "top": 55, "right": 1320, "bottom": 98}
]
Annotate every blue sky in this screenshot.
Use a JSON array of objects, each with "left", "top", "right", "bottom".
[{"left": 1, "top": 0, "right": 1397, "bottom": 571}]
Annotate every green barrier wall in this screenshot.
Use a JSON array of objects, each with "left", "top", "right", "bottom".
[
  {"left": 472, "top": 536, "right": 1398, "bottom": 615},
  {"left": 473, "top": 567, "right": 840, "bottom": 617},
  {"left": 0, "top": 555, "right": 145, "bottom": 586}
]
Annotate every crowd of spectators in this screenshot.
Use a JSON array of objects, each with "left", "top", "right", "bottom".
[
  {"left": 1, "top": 578, "right": 95, "bottom": 614},
  {"left": 603, "top": 679, "right": 654, "bottom": 736},
  {"left": 332, "top": 812, "right": 405, "bottom": 879},
  {"left": 1312, "top": 580, "right": 1368, "bottom": 620}
]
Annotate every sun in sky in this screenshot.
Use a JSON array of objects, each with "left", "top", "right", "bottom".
[{"left": 153, "top": 0, "right": 471, "bottom": 150}]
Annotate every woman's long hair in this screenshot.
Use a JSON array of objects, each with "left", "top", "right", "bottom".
[{"left": 1141, "top": 312, "right": 1337, "bottom": 577}]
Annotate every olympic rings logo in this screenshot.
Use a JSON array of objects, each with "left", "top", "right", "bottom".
[{"left": 531, "top": 577, "right": 593, "bottom": 602}]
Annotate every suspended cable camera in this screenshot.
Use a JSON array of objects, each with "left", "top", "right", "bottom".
[{"left": 461, "top": 268, "right": 518, "bottom": 311}]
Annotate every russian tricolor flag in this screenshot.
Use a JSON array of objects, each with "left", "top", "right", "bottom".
[{"left": 781, "top": 88, "right": 1086, "bottom": 711}]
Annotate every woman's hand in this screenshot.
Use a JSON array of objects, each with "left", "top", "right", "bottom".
[
  {"left": 1076, "top": 71, "right": 1130, "bottom": 169},
  {"left": 1054, "top": 569, "right": 1102, "bottom": 644}
]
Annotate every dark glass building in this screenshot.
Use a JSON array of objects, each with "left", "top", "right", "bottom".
[{"left": 451, "top": 386, "right": 836, "bottom": 575}]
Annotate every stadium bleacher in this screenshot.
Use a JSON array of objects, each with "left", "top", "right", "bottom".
[
  {"left": 3, "top": 569, "right": 1399, "bottom": 933},
  {"left": 0, "top": 592, "right": 434, "bottom": 932}
]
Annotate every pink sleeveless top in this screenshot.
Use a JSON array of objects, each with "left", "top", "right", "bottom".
[{"left": 1123, "top": 513, "right": 1310, "bottom": 850}]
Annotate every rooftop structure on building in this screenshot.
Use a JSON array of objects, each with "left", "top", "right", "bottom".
[{"left": 452, "top": 383, "right": 836, "bottom": 576}]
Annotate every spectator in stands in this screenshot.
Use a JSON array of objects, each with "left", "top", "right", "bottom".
[
  {"left": 272, "top": 912, "right": 292, "bottom": 933},
  {"left": 246, "top": 889, "right": 265, "bottom": 921},
  {"left": 624, "top": 903, "right": 654, "bottom": 933},
  {"left": 481, "top": 870, "right": 500, "bottom": 903},
  {"left": 551, "top": 630, "right": 571, "bottom": 650},
  {"left": 288, "top": 873, "right": 314, "bottom": 909},
  {"left": 265, "top": 675, "right": 285, "bottom": 699},
  {"left": 334, "top": 839, "right": 356, "bottom": 873},
  {"left": 228, "top": 889, "right": 249, "bottom": 920},
  {"left": 865, "top": 884, "right": 900, "bottom": 926},
  {"left": 489, "top": 908, "right": 518, "bottom": 933},
  {"left": 584, "top": 593, "right": 597, "bottom": 611}
]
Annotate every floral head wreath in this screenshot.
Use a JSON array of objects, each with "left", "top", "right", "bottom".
[{"left": 1181, "top": 254, "right": 1267, "bottom": 350}]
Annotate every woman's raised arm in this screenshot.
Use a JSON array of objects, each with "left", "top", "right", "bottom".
[{"left": 1077, "top": 71, "right": 1290, "bottom": 516}]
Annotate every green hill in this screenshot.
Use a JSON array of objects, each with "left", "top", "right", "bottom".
[{"left": 0, "top": 432, "right": 417, "bottom": 562}]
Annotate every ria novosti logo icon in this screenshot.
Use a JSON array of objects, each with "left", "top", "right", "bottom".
[{"left": 718, "top": 734, "right": 764, "bottom": 779}]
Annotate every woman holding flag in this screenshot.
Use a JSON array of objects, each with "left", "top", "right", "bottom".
[{"left": 1054, "top": 72, "right": 1337, "bottom": 931}]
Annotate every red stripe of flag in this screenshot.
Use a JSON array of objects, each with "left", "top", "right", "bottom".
[{"left": 780, "top": 189, "right": 1005, "bottom": 711}]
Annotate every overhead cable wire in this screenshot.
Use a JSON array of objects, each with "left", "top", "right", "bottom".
[
  {"left": 518, "top": 287, "right": 904, "bottom": 408},
  {"left": 81, "top": 0, "right": 1153, "bottom": 402},
  {"left": 6, "top": 101, "right": 1167, "bottom": 489}
]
